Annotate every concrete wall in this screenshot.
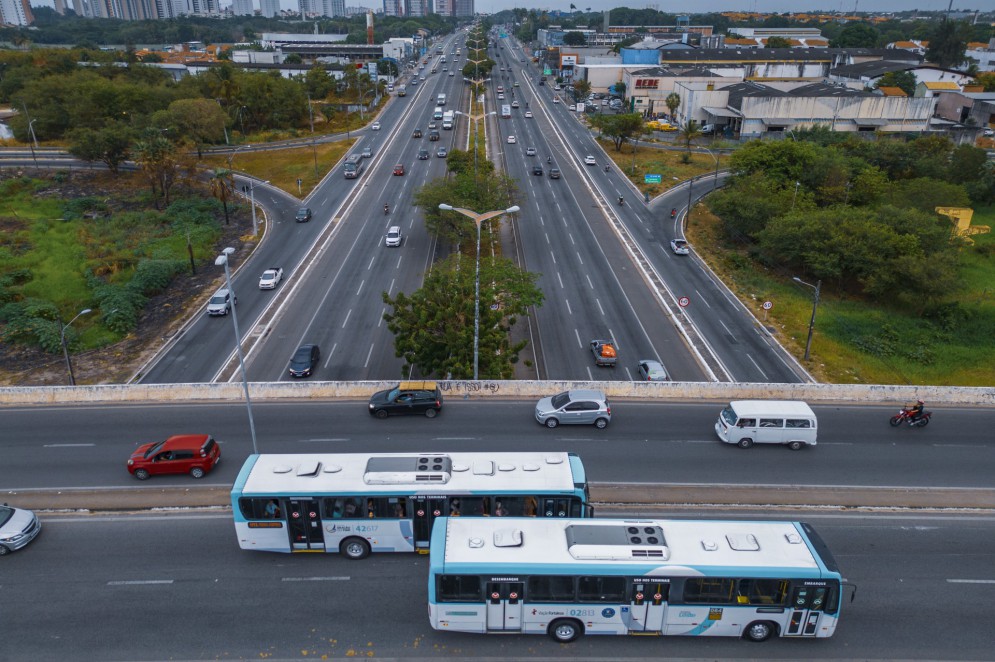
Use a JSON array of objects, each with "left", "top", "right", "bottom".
[{"left": 1, "top": 381, "right": 992, "bottom": 406}]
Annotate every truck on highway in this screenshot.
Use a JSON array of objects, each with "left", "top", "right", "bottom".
[
  {"left": 590, "top": 339, "right": 617, "bottom": 367},
  {"left": 437, "top": 93, "right": 447, "bottom": 106},
  {"left": 397, "top": 84, "right": 407, "bottom": 97},
  {"left": 442, "top": 110, "right": 455, "bottom": 129}
]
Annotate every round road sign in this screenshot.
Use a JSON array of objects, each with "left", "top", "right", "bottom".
[
  {"left": 678, "top": 296, "right": 690, "bottom": 308},
  {"left": 762, "top": 301, "right": 773, "bottom": 310}
]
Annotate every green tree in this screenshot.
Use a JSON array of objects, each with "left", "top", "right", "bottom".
[
  {"left": 562, "top": 31, "right": 587, "bottom": 46},
  {"left": 765, "top": 36, "right": 792, "bottom": 48},
  {"left": 831, "top": 22, "right": 880, "bottom": 48},
  {"left": 665, "top": 92, "right": 680, "bottom": 119},
  {"left": 208, "top": 168, "right": 236, "bottom": 226},
  {"left": 67, "top": 122, "right": 134, "bottom": 173},
  {"left": 677, "top": 119, "right": 703, "bottom": 162},
  {"left": 154, "top": 97, "right": 228, "bottom": 151},
  {"left": 925, "top": 19, "right": 973, "bottom": 69},
  {"left": 132, "top": 128, "right": 180, "bottom": 209},
  {"left": 975, "top": 72, "right": 995, "bottom": 92},
  {"left": 304, "top": 65, "right": 334, "bottom": 100},
  {"left": 875, "top": 70, "right": 917, "bottom": 96},
  {"left": 571, "top": 78, "right": 591, "bottom": 101},
  {"left": 283, "top": 53, "right": 303, "bottom": 65},
  {"left": 382, "top": 254, "right": 543, "bottom": 379},
  {"left": 597, "top": 112, "right": 644, "bottom": 151}
]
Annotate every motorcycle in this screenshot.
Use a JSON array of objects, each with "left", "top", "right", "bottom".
[
  {"left": 670, "top": 207, "right": 677, "bottom": 219},
  {"left": 889, "top": 407, "right": 932, "bottom": 428},
  {"left": 617, "top": 196, "right": 625, "bottom": 207},
  {"left": 384, "top": 204, "right": 390, "bottom": 215}
]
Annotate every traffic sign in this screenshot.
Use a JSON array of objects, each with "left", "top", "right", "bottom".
[
  {"left": 644, "top": 174, "right": 661, "bottom": 184},
  {"left": 678, "top": 296, "right": 690, "bottom": 308},
  {"left": 762, "top": 301, "right": 773, "bottom": 310}
]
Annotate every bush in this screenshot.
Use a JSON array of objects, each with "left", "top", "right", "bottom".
[
  {"left": 93, "top": 284, "right": 145, "bottom": 334},
  {"left": 130, "top": 259, "right": 183, "bottom": 296}
]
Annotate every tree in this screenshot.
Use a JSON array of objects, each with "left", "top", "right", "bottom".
[
  {"left": 305, "top": 65, "right": 334, "bottom": 100},
  {"left": 665, "top": 92, "right": 680, "bottom": 119},
  {"left": 875, "top": 70, "right": 917, "bottom": 96},
  {"left": 154, "top": 97, "right": 228, "bottom": 152},
  {"left": 132, "top": 128, "right": 180, "bottom": 209},
  {"left": 765, "top": 36, "right": 792, "bottom": 48},
  {"left": 831, "top": 22, "right": 880, "bottom": 48},
  {"left": 208, "top": 168, "right": 236, "bottom": 226},
  {"left": 677, "top": 119, "right": 703, "bottom": 161},
  {"left": 382, "top": 254, "right": 544, "bottom": 379},
  {"left": 562, "top": 31, "right": 587, "bottom": 46},
  {"left": 975, "top": 72, "right": 995, "bottom": 92},
  {"left": 925, "top": 19, "right": 973, "bottom": 69},
  {"left": 67, "top": 122, "right": 134, "bottom": 173},
  {"left": 571, "top": 78, "right": 591, "bottom": 101},
  {"left": 283, "top": 53, "right": 303, "bottom": 64},
  {"left": 597, "top": 113, "right": 644, "bottom": 151}
]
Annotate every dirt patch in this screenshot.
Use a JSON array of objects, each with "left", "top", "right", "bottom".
[{"left": 0, "top": 170, "right": 258, "bottom": 386}]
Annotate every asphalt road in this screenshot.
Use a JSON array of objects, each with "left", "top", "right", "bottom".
[
  {"left": 4, "top": 510, "right": 993, "bottom": 660},
  {"left": 2, "top": 400, "right": 992, "bottom": 492}
]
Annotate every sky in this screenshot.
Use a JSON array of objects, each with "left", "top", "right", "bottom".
[{"left": 28, "top": 0, "right": 982, "bottom": 15}]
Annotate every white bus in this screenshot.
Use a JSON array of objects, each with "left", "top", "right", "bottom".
[
  {"left": 429, "top": 517, "right": 845, "bottom": 643},
  {"left": 231, "top": 452, "right": 591, "bottom": 559},
  {"left": 500, "top": 104, "right": 511, "bottom": 118}
]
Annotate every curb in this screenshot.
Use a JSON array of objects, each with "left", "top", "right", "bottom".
[{"left": 6, "top": 483, "right": 994, "bottom": 513}]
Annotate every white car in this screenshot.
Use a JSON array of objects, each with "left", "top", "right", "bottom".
[
  {"left": 0, "top": 504, "right": 41, "bottom": 555},
  {"left": 637, "top": 359, "right": 670, "bottom": 382},
  {"left": 524, "top": 111, "right": 533, "bottom": 118},
  {"left": 552, "top": 96, "right": 560, "bottom": 104},
  {"left": 584, "top": 155, "right": 596, "bottom": 166},
  {"left": 670, "top": 239, "right": 690, "bottom": 255},
  {"left": 497, "top": 93, "right": 505, "bottom": 100},
  {"left": 507, "top": 135, "right": 517, "bottom": 144},
  {"left": 449, "top": 71, "right": 455, "bottom": 77},
  {"left": 385, "top": 226, "right": 402, "bottom": 247},
  {"left": 554, "top": 84, "right": 562, "bottom": 90},
  {"left": 526, "top": 146, "right": 536, "bottom": 156},
  {"left": 984, "top": 127, "right": 994, "bottom": 137},
  {"left": 258, "top": 267, "right": 284, "bottom": 290},
  {"left": 371, "top": 121, "right": 381, "bottom": 131}
]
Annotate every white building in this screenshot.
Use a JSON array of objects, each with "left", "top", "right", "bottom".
[
  {"left": 231, "top": 0, "right": 253, "bottom": 15},
  {"left": 0, "top": 0, "right": 34, "bottom": 24},
  {"left": 259, "top": 0, "right": 279, "bottom": 17}
]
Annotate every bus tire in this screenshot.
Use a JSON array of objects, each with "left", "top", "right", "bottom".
[
  {"left": 341, "top": 538, "right": 371, "bottom": 560},
  {"left": 737, "top": 438, "right": 754, "bottom": 449},
  {"left": 744, "top": 620, "right": 776, "bottom": 642},
  {"left": 787, "top": 441, "right": 804, "bottom": 451},
  {"left": 548, "top": 618, "right": 583, "bottom": 643}
]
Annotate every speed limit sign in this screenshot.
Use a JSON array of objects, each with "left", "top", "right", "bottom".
[
  {"left": 762, "top": 301, "right": 773, "bottom": 310},
  {"left": 678, "top": 296, "right": 690, "bottom": 308}
]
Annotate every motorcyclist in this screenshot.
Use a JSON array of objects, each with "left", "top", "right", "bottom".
[
  {"left": 618, "top": 195, "right": 625, "bottom": 206},
  {"left": 604, "top": 165, "right": 610, "bottom": 173},
  {"left": 547, "top": 156, "right": 551, "bottom": 164},
  {"left": 908, "top": 399, "right": 925, "bottom": 423},
  {"left": 384, "top": 204, "right": 390, "bottom": 215},
  {"left": 671, "top": 207, "right": 677, "bottom": 218}
]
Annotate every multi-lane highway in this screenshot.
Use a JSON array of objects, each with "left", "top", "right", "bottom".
[{"left": 5, "top": 510, "right": 993, "bottom": 660}]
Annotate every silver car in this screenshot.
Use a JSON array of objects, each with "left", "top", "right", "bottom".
[
  {"left": 534, "top": 389, "right": 611, "bottom": 429},
  {"left": 637, "top": 359, "right": 670, "bottom": 381},
  {"left": 0, "top": 504, "right": 41, "bottom": 555}
]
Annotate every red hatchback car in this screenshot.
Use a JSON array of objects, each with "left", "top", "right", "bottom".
[
  {"left": 127, "top": 434, "right": 221, "bottom": 480},
  {"left": 393, "top": 163, "right": 405, "bottom": 176}
]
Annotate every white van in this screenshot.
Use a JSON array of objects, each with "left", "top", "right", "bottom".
[{"left": 714, "top": 400, "right": 817, "bottom": 450}]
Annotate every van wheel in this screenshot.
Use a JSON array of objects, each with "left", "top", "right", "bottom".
[
  {"left": 787, "top": 441, "right": 804, "bottom": 451},
  {"left": 545, "top": 418, "right": 559, "bottom": 429},
  {"left": 425, "top": 408, "right": 438, "bottom": 418},
  {"left": 133, "top": 469, "right": 150, "bottom": 480},
  {"left": 341, "top": 538, "right": 371, "bottom": 560},
  {"left": 548, "top": 618, "right": 583, "bottom": 643},
  {"left": 190, "top": 467, "right": 206, "bottom": 478},
  {"left": 744, "top": 620, "right": 776, "bottom": 642},
  {"left": 737, "top": 438, "right": 754, "bottom": 449},
  {"left": 594, "top": 417, "right": 608, "bottom": 429}
]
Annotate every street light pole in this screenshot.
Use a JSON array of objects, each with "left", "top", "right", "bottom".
[
  {"left": 60, "top": 308, "right": 92, "bottom": 386},
  {"left": 216, "top": 248, "right": 259, "bottom": 455},
  {"left": 792, "top": 181, "right": 801, "bottom": 210},
  {"left": 27, "top": 118, "right": 38, "bottom": 167},
  {"left": 438, "top": 204, "right": 521, "bottom": 379},
  {"left": 793, "top": 276, "right": 821, "bottom": 362},
  {"left": 248, "top": 179, "right": 268, "bottom": 237}
]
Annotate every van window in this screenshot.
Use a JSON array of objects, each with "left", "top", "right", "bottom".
[
  {"left": 720, "top": 406, "right": 737, "bottom": 426},
  {"left": 737, "top": 418, "right": 755, "bottom": 428},
  {"left": 785, "top": 419, "right": 812, "bottom": 428},
  {"left": 759, "top": 418, "right": 783, "bottom": 428}
]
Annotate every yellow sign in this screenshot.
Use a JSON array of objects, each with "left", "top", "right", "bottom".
[{"left": 935, "top": 207, "right": 990, "bottom": 244}]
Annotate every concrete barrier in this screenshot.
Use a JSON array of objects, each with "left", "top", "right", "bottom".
[{"left": 1, "top": 380, "right": 994, "bottom": 406}]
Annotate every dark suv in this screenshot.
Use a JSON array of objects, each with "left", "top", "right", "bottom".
[
  {"left": 288, "top": 344, "right": 320, "bottom": 378},
  {"left": 127, "top": 434, "right": 221, "bottom": 480},
  {"left": 368, "top": 381, "right": 443, "bottom": 418},
  {"left": 295, "top": 206, "right": 313, "bottom": 223}
]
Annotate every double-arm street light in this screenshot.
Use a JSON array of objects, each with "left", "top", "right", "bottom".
[
  {"left": 215, "top": 247, "right": 259, "bottom": 454},
  {"left": 793, "top": 276, "right": 822, "bottom": 362},
  {"left": 438, "top": 204, "right": 521, "bottom": 379},
  {"left": 60, "top": 308, "right": 92, "bottom": 386}
]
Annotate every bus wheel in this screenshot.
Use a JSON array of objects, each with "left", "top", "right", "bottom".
[
  {"left": 744, "top": 620, "right": 775, "bottom": 642},
  {"left": 737, "top": 438, "right": 754, "bottom": 449},
  {"left": 787, "top": 441, "right": 804, "bottom": 451},
  {"left": 548, "top": 618, "right": 583, "bottom": 643},
  {"left": 341, "top": 538, "right": 371, "bottom": 560}
]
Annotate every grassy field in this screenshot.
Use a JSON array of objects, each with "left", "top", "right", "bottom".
[
  {"left": 597, "top": 137, "right": 723, "bottom": 199},
  {"left": 686, "top": 202, "right": 995, "bottom": 386}
]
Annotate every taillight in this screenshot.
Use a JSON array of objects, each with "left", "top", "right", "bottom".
[{"left": 606, "top": 406, "right": 611, "bottom": 415}]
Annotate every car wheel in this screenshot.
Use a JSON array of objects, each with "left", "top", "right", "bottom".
[
  {"left": 547, "top": 618, "right": 583, "bottom": 643},
  {"left": 190, "top": 467, "right": 206, "bottom": 478},
  {"left": 0, "top": 544, "right": 10, "bottom": 556},
  {"left": 744, "top": 620, "right": 776, "bottom": 642},
  {"left": 374, "top": 409, "right": 389, "bottom": 419},
  {"left": 787, "top": 441, "right": 804, "bottom": 451},
  {"left": 594, "top": 417, "right": 609, "bottom": 429},
  {"left": 737, "top": 438, "right": 754, "bottom": 449},
  {"left": 134, "top": 468, "right": 151, "bottom": 480},
  {"left": 341, "top": 537, "right": 371, "bottom": 560},
  {"left": 545, "top": 418, "right": 559, "bottom": 429},
  {"left": 425, "top": 408, "right": 438, "bottom": 418}
]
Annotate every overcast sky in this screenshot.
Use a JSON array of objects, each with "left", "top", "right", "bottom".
[{"left": 29, "top": 0, "right": 979, "bottom": 15}]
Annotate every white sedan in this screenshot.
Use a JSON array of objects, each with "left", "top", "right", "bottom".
[
  {"left": 370, "top": 121, "right": 381, "bottom": 131},
  {"left": 258, "top": 267, "right": 284, "bottom": 290},
  {"left": 507, "top": 135, "right": 517, "bottom": 144},
  {"left": 525, "top": 146, "right": 536, "bottom": 156},
  {"left": 670, "top": 239, "right": 690, "bottom": 255},
  {"left": 524, "top": 111, "right": 533, "bottom": 118},
  {"left": 584, "top": 155, "right": 596, "bottom": 166}
]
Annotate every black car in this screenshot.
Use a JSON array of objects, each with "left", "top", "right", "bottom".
[
  {"left": 412, "top": 128, "right": 423, "bottom": 138},
  {"left": 429, "top": 130, "right": 440, "bottom": 141},
  {"left": 295, "top": 206, "right": 312, "bottom": 223},
  {"left": 532, "top": 164, "right": 544, "bottom": 176},
  {"left": 418, "top": 148, "right": 430, "bottom": 160},
  {"left": 549, "top": 168, "right": 561, "bottom": 179},
  {"left": 288, "top": 344, "right": 320, "bottom": 378},
  {"left": 368, "top": 381, "right": 443, "bottom": 418}
]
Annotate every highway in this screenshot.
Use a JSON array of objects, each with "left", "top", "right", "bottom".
[
  {"left": 4, "top": 509, "right": 993, "bottom": 660},
  {"left": 2, "top": 401, "right": 992, "bottom": 491}
]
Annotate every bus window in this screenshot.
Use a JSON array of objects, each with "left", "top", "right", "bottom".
[
  {"left": 683, "top": 578, "right": 737, "bottom": 604},
  {"left": 438, "top": 575, "right": 483, "bottom": 602},
  {"left": 577, "top": 576, "right": 626, "bottom": 603},
  {"left": 527, "top": 576, "right": 574, "bottom": 602}
]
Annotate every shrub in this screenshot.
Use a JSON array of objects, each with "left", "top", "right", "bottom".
[{"left": 130, "top": 259, "right": 183, "bottom": 296}]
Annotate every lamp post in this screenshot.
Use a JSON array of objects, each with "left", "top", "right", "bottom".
[
  {"left": 247, "top": 179, "right": 269, "bottom": 237},
  {"left": 438, "top": 204, "right": 521, "bottom": 379},
  {"left": 214, "top": 99, "right": 229, "bottom": 145},
  {"left": 792, "top": 181, "right": 801, "bottom": 211},
  {"left": 793, "top": 276, "right": 821, "bottom": 362},
  {"left": 60, "top": 308, "right": 92, "bottom": 386},
  {"left": 215, "top": 248, "right": 259, "bottom": 455}
]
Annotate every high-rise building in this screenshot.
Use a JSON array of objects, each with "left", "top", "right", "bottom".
[
  {"left": 231, "top": 0, "right": 253, "bottom": 15},
  {"left": 382, "top": 0, "right": 401, "bottom": 16},
  {"left": 434, "top": 0, "right": 451, "bottom": 16},
  {"left": 453, "top": 0, "right": 472, "bottom": 17},
  {"left": 259, "top": 0, "right": 279, "bottom": 17},
  {"left": 405, "top": 0, "right": 427, "bottom": 18},
  {"left": 0, "top": 0, "right": 34, "bottom": 26}
]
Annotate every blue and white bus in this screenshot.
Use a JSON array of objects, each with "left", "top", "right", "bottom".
[
  {"left": 429, "top": 517, "right": 844, "bottom": 643},
  {"left": 231, "top": 452, "right": 590, "bottom": 559}
]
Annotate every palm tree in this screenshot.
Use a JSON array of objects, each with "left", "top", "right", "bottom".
[
  {"left": 677, "top": 119, "right": 703, "bottom": 163},
  {"left": 665, "top": 92, "right": 681, "bottom": 120},
  {"left": 209, "top": 168, "right": 236, "bottom": 226}
]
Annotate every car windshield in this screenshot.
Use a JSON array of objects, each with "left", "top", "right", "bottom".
[
  {"left": 0, "top": 506, "right": 13, "bottom": 526},
  {"left": 209, "top": 295, "right": 226, "bottom": 304},
  {"left": 387, "top": 387, "right": 401, "bottom": 401},
  {"left": 143, "top": 440, "right": 165, "bottom": 458},
  {"left": 550, "top": 392, "right": 571, "bottom": 409}
]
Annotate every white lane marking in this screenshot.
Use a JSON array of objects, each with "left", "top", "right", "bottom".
[
  {"left": 746, "top": 354, "right": 768, "bottom": 381},
  {"left": 434, "top": 437, "right": 477, "bottom": 441},
  {"left": 576, "top": 251, "right": 584, "bottom": 265},
  {"left": 388, "top": 279, "right": 395, "bottom": 295},
  {"left": 367, "top": 256, "right": 375, "bottom": 270},
  {"left": 108, "top": 580, "right": 173, "bottom": 586},
  {"left": 356, "top": 280, "right": 365, "bottom": 296},
  {"left": 301, "top": 438, "right": 349, "bottom": 443},
  {"left": 323, "top": 343, "right": 337, "bottom": 368},
  {"left": 282, "top": 576, "right": 351, "bottom": 582},
  {"left": 340, "top": 309, "right": 352, "bottom": 328},
  {"left": 550, "top": 251, "right": 557, "bottom": 265},
  {"left": 719, "top": 319, "right": 734, "bottom": 336},
  {"left": 695, "top": 289, "right": 712, "bottom": 309},
  {"left": 565, "top": 299, "right": 572, "bottom": 316},
  {"left": 378, "top": 306, "right": 387, "bottom": 327},
  {"left": 396, "top": 254, "right": 402, "bottom": 268},
  {"left": 575, "top": 328, "right": 583, "bottom": 348},
  {"left": 364, "top": 343, "right": 375, "bottom": 368},
  {"left": 596, "top": 299, "right": 605, "bottom": 316},
  {"left": 586, "top": 274, "right": 594, "bottom": 289},
  {"left": 45, "top": 443, "right": 95, "bottom": 447},
  {"left": 557, "top": 272, "right": 564, "bottom": 288},
  {"left": 947, "top": 579, "right": 995, "bottom": 584}
]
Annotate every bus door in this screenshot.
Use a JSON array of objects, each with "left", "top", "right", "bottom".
[
  {"left": 287, "top": 498, "right": 324, "bottom": 551},
  {"left": 628, "top": 582, "right": 669, "bottom": 632},
  {"left": 485, "top": 581, "right": 524, "bottom": 632},
  {"left": 786, "top": 584, "right": 828, "bottom": 636},
  {"left": 412, "top": 496, "right": 448, "bottom": 548}
]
